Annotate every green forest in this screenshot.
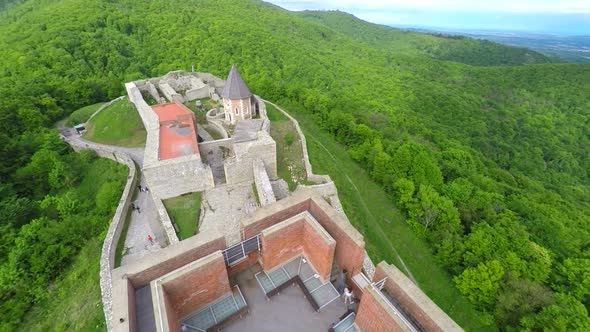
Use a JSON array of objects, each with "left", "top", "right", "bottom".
[{"left": 0, "top": 0, "right": 589, "bottom": 330}]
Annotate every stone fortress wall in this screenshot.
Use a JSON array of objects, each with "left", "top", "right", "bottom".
[
  {"left": 126, "top": 78, "right": 216, "bottom": 199},
  {"left": 68, "top": 141, "right": 138, "bottom": 332}
]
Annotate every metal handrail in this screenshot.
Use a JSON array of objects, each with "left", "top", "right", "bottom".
[
  {"left": 332, "top": 312, "right": 355, "bottom": 329},
  {"left": 374, "top": 286, "right": 419, "bottom": 332}
]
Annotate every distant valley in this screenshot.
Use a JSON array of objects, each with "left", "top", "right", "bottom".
[{"left": 399, "top": 26, "right": 590, "bottom": 63}]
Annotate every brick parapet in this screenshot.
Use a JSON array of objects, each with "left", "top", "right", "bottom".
[
  {"left": 356, "top": 286, "right": 411, "bottom": 332},
  {"left": 152, "top": 251, "right": 230, "bottom": 322},
  {"left": 373, "top": 262, "right": 463, "bottom": 332}
]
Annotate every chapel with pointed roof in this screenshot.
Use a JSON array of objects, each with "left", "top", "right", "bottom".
[{"left": 222, "top": 65, "right": 256, "bottom": 124}]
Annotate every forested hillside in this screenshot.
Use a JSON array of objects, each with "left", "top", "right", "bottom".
[
  {"left": 0, "top": 0, "right": 589, "bottom": 330},
  {"left": 297, "top": 10, "right": 556, "bottom": 66}
]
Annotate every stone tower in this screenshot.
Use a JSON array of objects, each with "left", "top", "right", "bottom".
[{"left": 221, "top": 65, "right": 253, "bottom": 124}]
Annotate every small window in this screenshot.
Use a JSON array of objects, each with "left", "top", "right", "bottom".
[{"left": 235, "top": 108, "right": 239, "bottom": 115}]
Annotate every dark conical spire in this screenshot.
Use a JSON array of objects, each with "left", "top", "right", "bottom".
[{"left": 221, "top": 65, "right": 252, "bottom": 100}]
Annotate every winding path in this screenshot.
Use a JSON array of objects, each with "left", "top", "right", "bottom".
[{"left": 57, "top": 121, "right": 165, "bottom": 266}]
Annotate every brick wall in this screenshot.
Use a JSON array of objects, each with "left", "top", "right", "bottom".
[
  {"left": 373, "top": 263, "right": 463, "bottom": 332},
  {"left": 128, "top": 236, "right": 225, "bottom": 287},
  {"left": 242, "top": 200, "right": 310, "bottom": 238},
  {"left": 260, "top": 218, "right": 304, "bottom": 271},
  {"left": 355, "top": 286, "right": 407, "bottom": 332},
  {"left": 309, "top": 200, "right": 365, "bottom": 275},
  {"left": 127, "top": 280, "right": 137, "bottom": 332},
  {"left": 227, "top": 251, "right": 259, "bottom": 276},
  {"left": 302, "top": 219, "right": 335, "bottom": 280},
  {"left": 160, "top": 252, "right": 230, "bottom": 319},
  {"left": 260, "top": 215, "right": 335, "bottom": 280},
  {"left": 163, "top": 291, "right": 180, "bottom": 332}
]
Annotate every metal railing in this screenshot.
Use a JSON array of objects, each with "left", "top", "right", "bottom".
[{"left": 222, "top": 234, "right": 260, "bottom": 266}]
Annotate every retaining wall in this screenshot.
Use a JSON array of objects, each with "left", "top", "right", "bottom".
[{"left": 68, "top": 141, "right": 138, "bottom": 332}]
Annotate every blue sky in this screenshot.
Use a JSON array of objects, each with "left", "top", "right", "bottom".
[{"left": 268, "top": 0, "right": 590, "bottom": 35}]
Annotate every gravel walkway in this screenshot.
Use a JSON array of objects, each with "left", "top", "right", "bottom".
[{"left": 57, "top": 121, "right": 166, "bottom": 266}]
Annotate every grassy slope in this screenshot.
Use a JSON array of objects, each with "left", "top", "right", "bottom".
[
  {"left": 67, "top": 102, "right": 104, "bottom": 126},
  {"left": 289, "top": 108, "right": 491, "bottom": 331},
  {"left": 84, "top": 97, "right": 146, "bottom": 147},
  {"left": 163, "top": 192, "right": 202, "bottom": 240},
  {"left": 18, "top": 157, "right": 128, "bottom": 331},
  {"left": 18, "top": 237, "right": 106, "bottom": 332},
  {"left": 266, "top": 103, "right": 311, "bottom": 190}
]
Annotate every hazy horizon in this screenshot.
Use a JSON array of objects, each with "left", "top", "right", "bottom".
[{"left": 269, "top": 0, "right": 590, "bottom": 35}]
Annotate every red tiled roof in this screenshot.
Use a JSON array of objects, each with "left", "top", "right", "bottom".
[{"left": 152, "top": 103, "right": 199, "bottom": 160}]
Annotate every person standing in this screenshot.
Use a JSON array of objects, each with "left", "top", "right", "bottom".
[
  {"left": 147, "top": 235, "right": 153, "bottom": 244},
  {"left": 343, "top": 287, "right": 354, "bottom": 305}
]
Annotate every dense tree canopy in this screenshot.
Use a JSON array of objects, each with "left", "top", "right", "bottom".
[{"left": 0, "top": 0, "right": 589, "bottom": 330}]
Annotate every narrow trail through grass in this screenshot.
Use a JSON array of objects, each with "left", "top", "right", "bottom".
[{"left": 305, "top": 131, "right": 418, "bottom": 283}]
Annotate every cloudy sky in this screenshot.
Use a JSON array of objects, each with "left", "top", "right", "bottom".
[{"left": 268, "top": 0, "right": 590, "bottom": 34}]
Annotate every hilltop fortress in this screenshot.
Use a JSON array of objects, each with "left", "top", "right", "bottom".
[{"left": 98, "top": 66, "right": 462, "bottom": 332}]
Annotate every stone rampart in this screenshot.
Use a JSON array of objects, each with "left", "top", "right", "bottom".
[
  {"left": 225, "top": 131, "right": 277, "bottom": 185},
  {"left": 253, "top": 158, "right": 276, "bottom": 206},
  {"left": 142, "top": 155, "right": 215, "bottom": 200},
  {"left": 68, "top": 142, "right": 137, "bottom": 332},
  {"left": 125, "top": 82, "right": 160, "bottom": 166}
]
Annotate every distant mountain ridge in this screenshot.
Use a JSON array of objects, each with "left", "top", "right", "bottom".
[
  {"left": 0, "top": 1, "right": 588, "bottom": 331},
  {"left": 297, "top": 10, "right": 555, "bottom": 66}
]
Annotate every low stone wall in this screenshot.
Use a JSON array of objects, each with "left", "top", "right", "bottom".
[
  {"left": 152, "top": 194, "right": 179, "bottom": 246},
  {"left": 208, "top": 118, "right": 229, "bottom": 139},
  {"left": 261, "top": 99, "right": 330, "bottom": 184},
  {"left": 87, "top": 96, "right": 125, "bottom": 123},
  {"left": 68, "top": 141, "right": 137, "bottom": 332},
  {"left": 158, "top": 82, "right": 184, "bottom": 103},
  {"left": 198, "top": 138, "right": 233, "bottom": 158},
  {"left": 253, "top": 159, "right": 276, "bottom": 206},
  {"left": 145, "top": 82, "right": 164, "bottom": 104}
]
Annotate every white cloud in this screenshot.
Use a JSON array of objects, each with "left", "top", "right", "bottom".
[{"left": 269, "top": 0, "right": 590, "bottom": 14}]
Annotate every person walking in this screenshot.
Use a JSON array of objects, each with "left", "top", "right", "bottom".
[{"left": 147, "top": 235, "right": 154, "bottom": 244}]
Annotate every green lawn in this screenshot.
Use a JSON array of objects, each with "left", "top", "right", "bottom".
[
  {"left": 66, "top": 102, "right": 104, "bottom": 127},
  {"left": 83, "top": 97, "right": 146, "bottom": 147},
  {"left": 183, "top": 98, "right": 220, "bottom": 125},
  {"left": 283, "top": 105, "right": 493, "bottom": 331},
  {"left": 18, "top": 237, "right": 106, "bottom": 332},
  {"left": 266, "top": 103, "right": 312, "bottom": 190},
  {"left": 163, "top": 192, "right": 202, "bottom": 240}
]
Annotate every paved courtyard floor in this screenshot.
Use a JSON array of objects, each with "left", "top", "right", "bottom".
[
  {"left": 199, "top": 183, "right": 258, "bottom": 245},
  {"left": 223, "top": 265, "right": 349, "bottom": 332}
]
